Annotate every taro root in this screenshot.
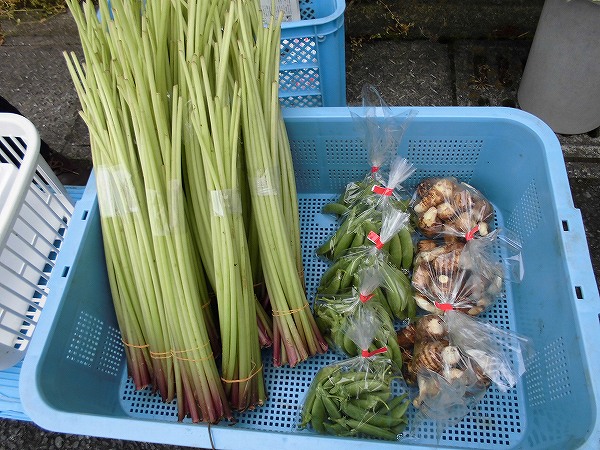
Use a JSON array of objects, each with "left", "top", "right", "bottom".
[
  {"left": 417, "top": 239, "right": 438, "bottom": 253},
  {"left": 414, "top": 179, "right": 454, "bottom": 214},
  {"left": 413, "top": 177, "right": 494, "bottom": 240},
  {"left": 397, "top": 323, "right": 417, "bottom": 349},
  {"left": 411, "top": 340, "right": 449, "bottom": 374},
  {"left": 418, "top": 206, "right": 443, "bottom": 237},
  {"left": 415, "top": 314, "right": 447, "bottom": 342}
]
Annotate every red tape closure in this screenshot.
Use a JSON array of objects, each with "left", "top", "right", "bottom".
[
  {"left": 371, "top": 166, "right": 380, "bottom": 173},
  {"left": 372, "top": 185, "right": 394, "bottom": 196},
  {"left": 362, "top": 347, "right": 388, "bottom": 358},
  {"left": 367, "top": 231, "right": 384, "bottom": 249},
  {"left": 359, "top": 293, "right": 374, "bottom": 303},
  {"left": 434, "top": 302, "right": 454, "bottom": 312},
  {"left": 465, "top": 224, "right": 480, "bottom": 241}
]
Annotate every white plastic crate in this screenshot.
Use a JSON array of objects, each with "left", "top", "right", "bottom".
[{"left": 0, "top": 113, "right": 74, "bottom": 370}]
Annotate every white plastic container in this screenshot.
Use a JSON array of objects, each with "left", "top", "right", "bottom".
[
  {"left": 0, "top": 113, "right": 74, "bottom": 370},
  {"left": 518, "top": 0, "right": 600, "bottom": 134}
]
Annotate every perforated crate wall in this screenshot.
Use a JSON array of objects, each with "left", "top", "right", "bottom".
[{"left": 278, "top": 0, "right": 346, "bottom": 107}]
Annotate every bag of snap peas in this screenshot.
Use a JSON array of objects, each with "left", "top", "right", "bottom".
[
  {"left": 328, "top": 84, "right": 417, "bottom": 213},
  {"left": 318, "top": 156, "right": 416, "bottom": 263},
  {"left": 317, "top": 208, "right": 416, "bottom": 321},
  {"left": 397, "top": 313, "right": 531, "bottom": 435},
  {"left": 298, "top": 306, "right": 410, "bottom": 440},
  {"left": 314, "top": 267, "right": 404, "bottom": 370}
]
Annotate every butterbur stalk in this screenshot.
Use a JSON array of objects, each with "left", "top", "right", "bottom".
[
  {"left": 65, "top": 0, "right": 231, "bottom": 422},
  {"left": 236, "top": 2, "right": 327, "bottom": 366},
  {"left": 173, "top": 0, "right": 273, "bottom": 351},
  {"left": 178, "top": 0, "right": 265, "bottom": 410}
]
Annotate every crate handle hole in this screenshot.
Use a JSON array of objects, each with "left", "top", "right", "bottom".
[
  {"left": 61, "top": 266, "right": 70, "bottom": 278},
  {"left": 575, "top": 286, "right": 583, "bottom": 300},
  {"left": 317, "top": 35, "right": 326, "bottom": 43},
  {"left": 562, "top": 220, "right": 569, "bottom": 231},
  {"left": 81, "top": 210, "right": 89, "bottom": 221}
]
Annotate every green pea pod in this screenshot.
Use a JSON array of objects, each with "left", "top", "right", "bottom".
[
  {"left": 388, "top": 233, "right": 403, "bottom": 269},
  {"left": 358, "top": 390, "right": 392, "bottom": 403},
  {"left": 320, "top": 391, "right": 342, "bottom": 420},
  {"left": 391, "top": 422, "right": 407, "bottom": 436},
  {"left": 349, "top": 396, "right": 386, "bottom": 411},
  {"left": 322, "top": 202, "right": 349, "bottom": 216},
  {"left": 371, "top": 288, "right": 395, "bottom": 321},
  {"left": 319, "top": 270, "right": 344, "bottom": 295},
  {"left": 362, "top": 220, "right": 379, "bottom": 236},
  {"left": 343, "top": 332, "right": 358, "bottom": 356},
  {"left": 340, "top": 257, "right": 363, "bottom": 291},
  {"left": 335, "top": 379, "right": 389, "bottom": 397},
  {"left": 310, "top": 395, "right": 327, "bottom": 434},
  {"left": 380, "top": 394, "right": 407, "bottom": 412},
  {"left": 324, "top": 421, "right": 355, "bottom": 437},
  {"left": 301, "top": 365, "right": 338, "bottom": 427},
  {"left": 316, "top": 238, "right": 333, "bottom": 256},
  {"left": 317, "top": 217, "right": 351, "bottom": 258},
  {"left": 319, "top": 258, "right": 350, "bottom": 288},
  {"left": 398, "top": 227, "right": 414, "bottom": 270},
  {"left": 386, "top": 334, "right": 404, "bottom": 371},
  {"left": 350, "top": 229, "right": 365, "bottom": 249},
  {"left": 332, "top": 232, "right": 356, "bottom": 260},
  {"left": 336, "top": 418, "right": 398, "bottom": 441},
  {"left": 390, "top": 396, "right": 410, "bottom": 420}
]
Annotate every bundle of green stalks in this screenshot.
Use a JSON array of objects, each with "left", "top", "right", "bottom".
[{"left": 64, "top": 0, "right": 326, "bottom": 420}]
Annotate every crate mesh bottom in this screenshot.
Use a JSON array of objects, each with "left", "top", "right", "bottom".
[{"left": 116, "top": 194, "right": 525, "bottom": 448}]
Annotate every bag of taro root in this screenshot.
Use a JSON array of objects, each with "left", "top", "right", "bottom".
[
  {"left": 410, "top": 177, "right": 524, "bottom": 315},
  {"left": 396, "top": 313, "right": 531, "bottom": 435}
]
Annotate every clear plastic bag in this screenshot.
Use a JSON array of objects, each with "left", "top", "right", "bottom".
[
  {"left": 317, "top": 156, "right": 416, "bottom": 263},
  {"left": 398, "top": 313, "right": 531, "bottom": 433},
  {"left": 412, "top": 176, "right": 524, "bottom": 281},
  {"left": 321, "top": 85, "right": 417, "bottom": 215},
  {"left": 317, "top": 209, "right": 416, "bottom": 320},
  {"left": 298, "top": 307, "right": 409, "bottom": 440},
  {"left": 411, "top": 239, "right": 501, "bottom": 315},
  {"left": 344, "top": 155, "right": 416, "bottom": 211},
  {"left": 413, "top": 177, "right": 493, "bottom": 239},
  {"left": 314, "top": 267, "right": 404, "bottom": 369},
  {"left": 411, "top": 177, "right": 524, "bottom": 315}
]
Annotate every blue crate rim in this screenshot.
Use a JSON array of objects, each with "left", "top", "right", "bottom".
[
  {"left": 281, "top": 0, "right": 345, "bottom": 30},
  {"left": 19, "top": 107, "right": 600, "bottom": 449}
]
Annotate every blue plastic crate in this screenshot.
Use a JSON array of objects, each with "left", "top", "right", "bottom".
[
  {"left": 279, "top": 0, "right": 346, "bottom": 107},
  {"left": 21, "top": 107, "right": 600, "bottom": 449}
]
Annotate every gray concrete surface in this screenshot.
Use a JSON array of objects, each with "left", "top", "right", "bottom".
[{"left": 0, "top": 0, "right": 599, "bottom": 448}]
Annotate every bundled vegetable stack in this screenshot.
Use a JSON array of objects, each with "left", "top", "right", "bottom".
[
  {"left": 65, "top": 0, "right": 326, "bottom": 421},
  {"left": 299, "top": 307, "right": 410, "bottom": 440}
]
